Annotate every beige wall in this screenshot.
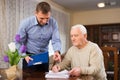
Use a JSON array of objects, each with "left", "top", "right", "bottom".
[{"left": 71, "top": 8, "right": 120, "bottom": 25}]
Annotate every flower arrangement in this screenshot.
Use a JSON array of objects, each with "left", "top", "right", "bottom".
[{"left": 3, "top": 34, "right": 27, "bottom": 66}]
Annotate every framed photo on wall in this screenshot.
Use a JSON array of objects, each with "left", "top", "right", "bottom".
[{"left": 112, "top": 32, "right": 119, "bottom": 41}]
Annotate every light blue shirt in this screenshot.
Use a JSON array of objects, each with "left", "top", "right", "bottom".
[{"left": 16, "top": 16, "right": 61, "bottom": 54}]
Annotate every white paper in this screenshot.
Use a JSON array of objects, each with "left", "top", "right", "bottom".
[{"left": 45, "top": 70, "right": 69, "bottom": 78}]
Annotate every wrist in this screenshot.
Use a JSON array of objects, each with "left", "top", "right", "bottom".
[{"left": 55, "top": 50, "right": 61, "bottom": 54}]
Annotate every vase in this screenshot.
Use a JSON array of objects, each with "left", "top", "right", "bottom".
[{"left": 3, "top": 65, "right": 22, "bottom": 80}]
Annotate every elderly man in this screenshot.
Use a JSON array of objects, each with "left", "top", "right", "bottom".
[{"left": 52, "top": 24, "right": 107, "bottom": 80}]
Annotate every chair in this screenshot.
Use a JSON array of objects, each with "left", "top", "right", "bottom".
[{"left": 101, "top": 46, "right": 118, "bottom": 80}]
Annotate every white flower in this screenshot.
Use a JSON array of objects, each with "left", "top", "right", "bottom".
[{"left": 8, "top": 42, "right": 16, "bottom": 52}]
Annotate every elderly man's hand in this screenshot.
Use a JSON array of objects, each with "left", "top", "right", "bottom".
[
  {"left": 53, "top": 51, "right": 61, "bottom": 62},
  {"left": 69, "top": 67, "right": 81, "bottom": 77}
]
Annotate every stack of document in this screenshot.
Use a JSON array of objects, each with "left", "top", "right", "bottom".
[{"left": 45, "top": 70, "right": 69, "bottom": 78}]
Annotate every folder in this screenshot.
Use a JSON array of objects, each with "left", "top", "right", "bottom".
[{"left": 28, "top": 52, "right": 49, "bottom": 66}]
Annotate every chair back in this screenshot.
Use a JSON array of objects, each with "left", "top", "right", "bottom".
[{"left": 101, "top": 46, "right": 118, "bottom": 80}]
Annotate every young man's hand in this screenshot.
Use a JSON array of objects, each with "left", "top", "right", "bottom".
[
  {"left": 53, "top": 51, "right": 61, "bottom": 62},
  {"left": 25, "top": 56, "right": 33, "bottom": 63}
]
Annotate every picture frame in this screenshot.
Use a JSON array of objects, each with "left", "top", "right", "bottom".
[
  {"left": 112, "top": 33, "right": 119, "bottom": 41},
  {"left": 102, "top": 33, "right": 109, "bottom": 41}
]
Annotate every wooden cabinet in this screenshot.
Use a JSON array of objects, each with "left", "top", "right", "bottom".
[
  {"left": 85, "top": 24, "right": 120, "bottom": 49},
  {"left": 85, "top": 24, "right": 120, "bottom": 79}
]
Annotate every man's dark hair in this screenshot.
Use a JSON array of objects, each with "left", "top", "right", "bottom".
[{"left": 36, "top": 2, "right": 51, "bottom": 14}]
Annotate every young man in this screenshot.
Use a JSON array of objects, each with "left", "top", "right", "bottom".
[
  {"left": 52, "top": 24, "right": 107, "bottom": 80},
  {"left": 15, "top": 2, "right": 61, "bottom": 72}
]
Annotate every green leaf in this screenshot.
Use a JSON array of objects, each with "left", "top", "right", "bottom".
[
  {"left": 5, "top": 48, "right": 33, "bottom": 66},
  {"left": 5, "top": 49, "right": 20, "bottom": 66},
  {"left": 14, "top": 49, "right": 19, "bottom": 57},
  {"left": 6, "top": 50, "right": 14, "bottom": 66},
  {"left": 13, "top": 56, "right": 21, "bottom": 65}
]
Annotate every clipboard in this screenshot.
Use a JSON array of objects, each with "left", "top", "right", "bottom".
[{"left": 28, "top": 52, "right": 49, "bottom": 66}]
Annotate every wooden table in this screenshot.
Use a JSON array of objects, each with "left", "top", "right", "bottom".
[
  {"left": 0, "top": 68, "right": 93, "bottom": 80},
  {"left": 23, "top": 69, "right": 73, "bottom": 80},
  {"left": 23, "top": 69, "right": 93, "bottom": 80}
]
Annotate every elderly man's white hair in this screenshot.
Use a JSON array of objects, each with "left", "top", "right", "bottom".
[{"left": 71, "top": 24, "right": 87, "bottom": 34}]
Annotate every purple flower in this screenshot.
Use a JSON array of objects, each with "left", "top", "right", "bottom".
[
  {"left": 3, "top": 55, "right": 9, "bottom": 62},
  {"left": 20, "top": 45, "right": 26, "bottom": 53},
  {"left": 15, "top": 34, "right": 20, "bottom": 42}
]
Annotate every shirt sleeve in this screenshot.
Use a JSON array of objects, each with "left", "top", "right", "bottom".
[
  {"left": 15, "top": 20, "right": 27, "bottom": 54},
  {"left": 51, "top": 19, "right": 61, "bottom": 52},
  {"left": 80, "top": 45, "right": 103, "bottom": 76},
  {"left": 57, "top": 50, "right": 71, "bottom": 70}
]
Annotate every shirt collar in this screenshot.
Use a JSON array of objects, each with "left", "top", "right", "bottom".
[{"left": 33, "top": 16, "right": 49, "bottom": 26}]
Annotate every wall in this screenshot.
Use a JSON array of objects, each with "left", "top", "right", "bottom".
[{"left": 71, "top": 8, "right": 120, "bottom": 25}]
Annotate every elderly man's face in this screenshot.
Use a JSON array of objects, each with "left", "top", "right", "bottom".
[
  {"left": 70, "top": 28, "right": 86, "bottom": 48},
  {"left": 35, "top": 11, "right": 51, "bottom": 26}
]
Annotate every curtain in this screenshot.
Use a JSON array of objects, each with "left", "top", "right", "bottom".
[
  {"left": 51, "top": 9, "right": 70, "bottom": 55},
  {"left": 0, "top": 0, "right": 37, "bottom": 68},
  {"left": 0, "top": 0, "right": 8, "bottom": 68}
]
